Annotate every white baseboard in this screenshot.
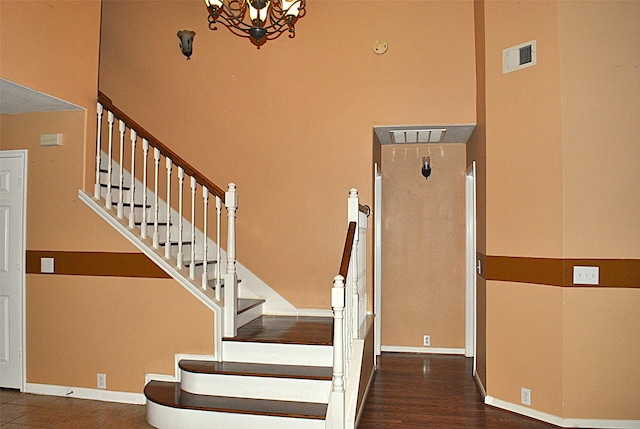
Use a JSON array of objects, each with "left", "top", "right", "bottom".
[
  {"left": 24, "top": 382, "right": 145, "bottom": 405},
  {"left": 265, "top": 308, "right": 333, "bottom": 318},
  {"left": 474, "top": 372, "right": 487, "bottom": 399},
  {"left": 485, "top": 396, "right": 640, "bottom": 429},
  {"left": 381, "top": 345, "right": 465, "bottom": 355}
]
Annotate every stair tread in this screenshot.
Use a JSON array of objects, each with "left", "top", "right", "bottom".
[
  {"left": 179, "top": 360, "right": 332, "bottom": 380},
  {"left": 144, "top": 381, "right": 327, "bottom": 420},
  {"left": 237, "top": 298, "right": 264, "bottom": 314},
  {"left": 225, "top": 316, "right": 333, "bottom": 346}
]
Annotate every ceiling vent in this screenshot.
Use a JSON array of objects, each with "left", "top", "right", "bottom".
[
  {"left": 503, "top": 40, "right": 536, "bottom": 74},
  {"left": 390, "top": 128, "right": 447, "bottom": 144}
]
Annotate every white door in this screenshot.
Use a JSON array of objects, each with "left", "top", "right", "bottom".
[{"left": 0, "top": 150, "right": 27, "bottom": 389}]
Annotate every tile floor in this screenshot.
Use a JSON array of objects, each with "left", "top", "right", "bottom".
[{"left": 0, "top": 389, "right": 153, "bottom": 428}]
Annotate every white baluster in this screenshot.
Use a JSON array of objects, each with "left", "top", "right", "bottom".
[
  {"left": 94, "top": 102, "right": 103, "bottom": 199},
  {"left": 105, "top": 111, "right": 114, "bottom": 209},
  {"left": 215, "top": 196, "right": 222, "bottom": 301},
  {"left": 189, "top": 176, "right": 197, "bottom": 280},
  {"left": 141, "top": 139, "right": 149, "bottom": 239},
  {"left": 164, "top": 158, "right": 172, "bottom": 259},
  {"left": 128, "top": 130, "right": 137, "bottom": 229},
  {"left": 177, "top": 167, "right": 184, "bottom": 269},
  {"left": 331, "top": 274, "right": 346, "bottom": 428},
  {"left": 201, "top": 186, "right": 209, "bottom": 290},
  {"left": 152, "top": 147, "right": 160, "bottom": 248},
  {"left": 223, "top": 183, "right": 238, "bottom": 337},
  {"left": 116, "top": 120, "right": 125, "bottom": 219}
]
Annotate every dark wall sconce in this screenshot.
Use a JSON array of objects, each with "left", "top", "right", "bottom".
[
  {"left": 421, "top": 156, "right": 432, "bottom": 180},
  {"left": 177, "top": 30, "right": 196, "bottom": 60}
]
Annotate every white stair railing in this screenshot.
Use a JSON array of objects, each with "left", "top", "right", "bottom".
[
  {"left": 94, "top": 92, "right": 238, "bottom": 334},
  {"left": 330, "top": 188, "right": 369, "bottom": 429}
]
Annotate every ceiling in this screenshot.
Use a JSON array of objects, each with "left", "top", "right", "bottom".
[{"left": 0, "top": 78, "right": 82, "bottom": 115}]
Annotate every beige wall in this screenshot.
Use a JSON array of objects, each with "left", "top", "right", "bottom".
[
  {"left": 479, "top": 0, "right": 640, "bottom": 420},
  {"left": 558, "top": 0, "right": 640, "bottom": 259},
  {"left": 381, "top": 143, "right": 466, "bottom": 349},
  {"left": 98, "top": 0, "right": 477, "bottom": 310},
  {"left": 1, "top": 1, "right": 213, "bottom": 394},
  {"left": 557, "top": 0, "right": 640, "bottom": 419}
]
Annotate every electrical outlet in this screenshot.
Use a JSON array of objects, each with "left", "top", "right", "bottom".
[
  {"left": 423, "top": 335, "right": 431, "bottom": 347},
  {"left": 521, "top": 387, "right": 531, "bottom": 406},
  {"left": 97, "top": 373, "right": 107, "bottom": 389}
]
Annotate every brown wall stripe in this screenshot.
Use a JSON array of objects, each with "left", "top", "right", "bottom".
[
  {"left": 26, "top": 250, "right": 171, "bottom": 279},
  {"left": 478, "top": 253, "right": 640, "bottom": 288}
]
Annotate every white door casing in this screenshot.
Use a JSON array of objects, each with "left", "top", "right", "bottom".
[
  {"left": 0, "top": 150, "right": 27, "bottom": 389},
  {"left": 465, "top": 161, "right": 477, "bottom": 371},
  {"left": 374, "top": 163, "right": 382, "bottom": 356}
]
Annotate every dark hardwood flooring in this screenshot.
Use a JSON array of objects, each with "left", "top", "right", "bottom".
[
  {"left": 226, "top": 315, "right": 334, "bottom": 345},
  {"left": 358, "top": 353, "right": 557, "bottom": 429},
  {"left": 2, "top": 352, "right": 560, "bottom": 428}
]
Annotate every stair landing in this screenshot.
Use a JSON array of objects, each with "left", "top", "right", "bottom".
[{"left": 226, "top": 315, "right": 333, "bottom": 345}]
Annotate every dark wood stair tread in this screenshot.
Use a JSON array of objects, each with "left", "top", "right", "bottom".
[
  {"left": 144, "top": 381, "right": 327, "bottom": 420},
  {"left": 179, "top": 360, "right": 332, "bottom": 380},
  {"left": 225, "top": 315, "right": 333, "bottom": 346},
  {"left": 237, "top": 298, "right": 264, "bottom": 314}
]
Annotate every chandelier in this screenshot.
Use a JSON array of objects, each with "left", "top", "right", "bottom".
[{"left": 204, "top": 0, "right": 306, "bottom": 46}]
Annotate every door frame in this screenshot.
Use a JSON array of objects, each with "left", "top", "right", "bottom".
[
  {"left": 373, "top": 163, "right": 382, "bottom": 356},
  {"left": 0, "top": 149, "right": 27, "bottom": 390},
  {"left": 465, "top": 161, "right": 477, "bottom": 372}
]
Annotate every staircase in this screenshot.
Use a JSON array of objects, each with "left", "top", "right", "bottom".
[
  {"left": 80, "top": 92, "right": 374, "bottom": 429},
  {"left": 145, "top": 316, "right": 334, "bottom": 429}
]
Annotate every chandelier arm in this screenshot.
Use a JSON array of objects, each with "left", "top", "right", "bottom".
[{"left": 206, "top": 0, "right": 306, "bottom": 42}]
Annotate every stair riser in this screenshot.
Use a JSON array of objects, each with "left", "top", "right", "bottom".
[
  {"left": 146, "top": 401, "right": 325, "bottom": 429},
  {"left": 237, "top": 303, "right": 263, "bottom": 327},
  {"left": 222, "top": 342, "right": 333, "bottom": 367},
  {"left": 180, "top": 372, "right": 331, "bottom": 403}
]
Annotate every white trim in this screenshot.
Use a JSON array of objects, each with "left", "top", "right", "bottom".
[
  {"left": 380, "top": 345, "right": 465, "bottom": 355},
  {"left": 474, "top": 372, "right": 486, "bottom": 399},
  {"left": 265, "top": 308, "right": 333, "bottom": 318},
  {"left": 485, "top": 396, "right": 640, "bottom": 429},
  {"left": 24, "top": 382, "right": 145, "bottom": 405},
  {"left": 465, "top": 162, "right": 477, "bottom": 367},
  {"left": 373, "top": 163, "right": 382, "bottom": 357},
  {"left": 0, "top": 150, "right": 28, "bottom": 392},
  {"left": 147, "top": 399, "right": 325, "bottom": 429}
]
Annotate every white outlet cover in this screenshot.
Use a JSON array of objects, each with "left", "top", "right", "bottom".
[
  {"left": 40, "top": 257, "right": 54, "bottom": 274},
  {"left": 521, "top": 387, "right": 531, "bottom": 406}
]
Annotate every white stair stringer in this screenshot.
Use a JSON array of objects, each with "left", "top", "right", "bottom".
[{"left": 92, "top": 151, "right": 297, "bottom": 313}]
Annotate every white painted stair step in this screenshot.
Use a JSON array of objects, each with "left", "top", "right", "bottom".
[{"left": 179, "top": 361, "right": 331, "bottom": 403}]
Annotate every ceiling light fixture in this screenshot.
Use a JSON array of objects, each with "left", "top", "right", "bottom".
[{"left": 204, "top": 0, "right": 306, "bottom": 46}]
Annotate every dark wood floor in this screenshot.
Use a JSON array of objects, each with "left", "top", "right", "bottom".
[
  {"left": 358, "top": 353, "right": 557, "bottom": 429},
  {"left": 1, "top": 352, "right": 559, "bottom": 428},
  {"left": 227, "top": 315, "right": 334, "bottom": 345}
]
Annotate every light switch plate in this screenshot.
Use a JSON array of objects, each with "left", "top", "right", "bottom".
[{"left": 573, "top": 266, "right": 599, "bottom": 285}]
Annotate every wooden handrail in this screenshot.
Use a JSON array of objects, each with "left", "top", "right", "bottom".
[
  {"left": 358, "top": 204, "right": 370, "bottom": 216},
  {"left": 339, "top": 222, "right": 357, "bottom": 278},
  {"left": 97, "top": 91, "right": 226, "bottom": 201}
]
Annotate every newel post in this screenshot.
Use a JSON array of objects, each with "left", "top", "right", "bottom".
[
  {"left": 223, "top": 183, "right": 238, "bottom": 338},
  {"left": 331, "top": 274, "right": 346, "bottom": 428}
]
